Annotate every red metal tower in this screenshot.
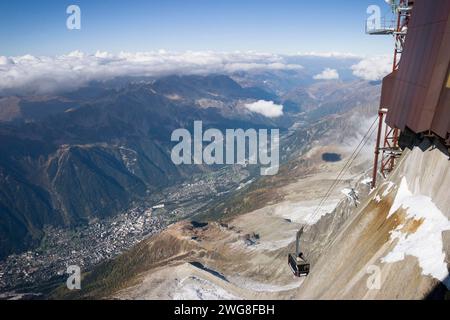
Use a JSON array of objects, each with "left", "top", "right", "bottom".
[{"left": 368, "top": 0, "right": 413, "bottom": 188}]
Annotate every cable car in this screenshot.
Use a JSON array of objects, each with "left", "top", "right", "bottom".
[{"left": 288, "top": 227, "right": 310, "bottom": 277}]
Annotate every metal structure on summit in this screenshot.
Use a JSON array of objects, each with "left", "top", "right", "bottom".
[{"left": 369, "top": 0, "right": 414, "bottom": 189}]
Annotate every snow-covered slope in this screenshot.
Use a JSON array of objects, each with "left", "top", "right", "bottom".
[{"left": 296, "top": 142, "right": 450, "bottom": 299}]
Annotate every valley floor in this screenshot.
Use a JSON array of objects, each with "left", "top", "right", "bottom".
[{"left": 0, "top": 165, "right": 250, "bottom": 295}]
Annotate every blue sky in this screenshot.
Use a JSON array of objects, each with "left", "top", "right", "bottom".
[{"left": 0, "top": 0, "right": 395, "bottom": 56}]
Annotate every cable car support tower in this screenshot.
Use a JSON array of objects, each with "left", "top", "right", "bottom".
[{"left": 368, "top": 0, "right": 413, "bottom": 188}]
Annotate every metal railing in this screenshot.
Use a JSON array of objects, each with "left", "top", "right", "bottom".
[{"left": 365, "top": 18, "right": 396, "bottom": 35}]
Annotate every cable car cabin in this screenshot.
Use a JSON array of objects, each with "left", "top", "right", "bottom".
[
  {"left": 288, "top": 253, "right": 310, "bottom": 277},
  {"left": 288, "top": 227, "right": 310, "bottom": 277}
]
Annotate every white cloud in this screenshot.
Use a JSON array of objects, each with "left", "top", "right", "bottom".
[
  {"left": 244, "top": 100, "right": 284, "bottom": 118},
  {"left": 0, "top": 50, "right": 393, "bottom": 94},
  {"left": 0, "top": 56, "right": 14, "bottom": 65},
  {"left": 313, "top": 68, "right": 339, "bottom": 80},
  {"left": 0, "top": 51, "right": 303, "bottom": 95},
  {"left": 224, "top": 62, "right": 302, "bottom": 73},
  {"left": 351, "top": 55, "right": 392, "bottom": 81},
  {"left": 295, "top": 51, "right": 361, "bottom": 59}
]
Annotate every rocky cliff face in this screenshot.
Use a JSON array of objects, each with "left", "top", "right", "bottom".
[{"left": 297, "top": 141, "right": 450, "bottom": 299}]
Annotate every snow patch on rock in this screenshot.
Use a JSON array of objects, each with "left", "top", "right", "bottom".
[
  {"left": 173, "top": 276, "right": 240, "bottom": 300},
  {"left": 382, "top": 177, "right": 450, "bottom": 288},
  {"left": 228, "top": 276, "right": 302, "bottom": 293},
  {"left": 382, "top": 181, "right": 395, "bottom": 197}
]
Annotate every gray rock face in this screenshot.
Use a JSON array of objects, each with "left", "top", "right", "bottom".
[
  {"left": 301, "top": 178, "right": 371, "bottom": 266},
  {"left": 297, "top": 145, "right": 450, "bottom": 299}
]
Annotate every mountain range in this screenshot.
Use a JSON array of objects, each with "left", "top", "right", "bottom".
[{"left": 0, "top": 73, "right": 380, "bottom": 260}]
